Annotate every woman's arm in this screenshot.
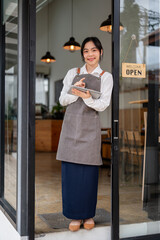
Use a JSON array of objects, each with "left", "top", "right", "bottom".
[
  {"left": 83, "top": 73, "right": 113, "bottom": 112},
  {"left": 59, "top": 69, "right": 79, "bottom": 106}
]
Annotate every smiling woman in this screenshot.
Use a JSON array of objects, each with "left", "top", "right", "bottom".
[
  {"left": 81, "top": 37, "right": 103, "bottom": 70},
  {"left": 56, "top": 36, "right": 113, "bottom": 231}
]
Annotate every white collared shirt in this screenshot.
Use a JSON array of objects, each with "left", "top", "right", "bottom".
[{"left": 59, "top": 64, "right": 113, "bottom": 112}]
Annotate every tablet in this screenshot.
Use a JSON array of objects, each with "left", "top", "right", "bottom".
[{"left": 68, "top": 85, "right": 101, "bottom": 99}]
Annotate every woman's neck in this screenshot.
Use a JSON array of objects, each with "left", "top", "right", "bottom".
[{"left": 86, "top": 63, "right": 98, "bottom": 74}]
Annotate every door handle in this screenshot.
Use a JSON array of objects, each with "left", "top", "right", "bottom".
[{"left": 113, "top": 120, "right": 118, "bottom": 140}]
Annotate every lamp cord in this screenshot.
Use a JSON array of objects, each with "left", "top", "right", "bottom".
[
  {"left": 47, "top": 0, "right": 49, "bottom": 51},
  {"left": 71, "top": 0, "right": 73, "bottom": 37}
]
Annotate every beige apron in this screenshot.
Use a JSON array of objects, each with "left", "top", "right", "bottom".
[{"left": 56, "top": 69, "right": 105, "bottom": 166}]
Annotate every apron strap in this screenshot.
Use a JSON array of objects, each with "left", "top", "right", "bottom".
[
  {"left": 77, "top": 68, "right": 80, "bottom": 75},
  {"left": 100, "top": 70, "right": 105, "bottom": 77}
]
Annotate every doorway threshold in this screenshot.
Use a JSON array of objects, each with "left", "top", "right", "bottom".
[{"left": 35, "top": 226, "right": 111, "bottom": 240}]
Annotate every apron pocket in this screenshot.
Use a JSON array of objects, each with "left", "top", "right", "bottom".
[
  {"left": 62, "top": 112, "right": 77, "bottom": 140},
  {"left": 75, "top": 114, "right": 98, "bottom": 142}
]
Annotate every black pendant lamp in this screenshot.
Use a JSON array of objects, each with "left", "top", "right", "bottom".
[
  {"left": 63, "top": 37, "right": 81, "bottom": 51},
  {"left": 41, "top": 0, "right": 56, "bottom": 63},
  {"left": 100, "top": 14, "right": 124, "bottom": 33},
  {"left": 63, "top": 0, "right": 81, "bottom": 52},
  {"left": 41, "top": 51, "right": 56, "bottom": 63}
]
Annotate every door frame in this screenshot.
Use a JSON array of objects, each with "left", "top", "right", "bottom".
[
  {"left": 111, "top": 0, "right": 120, "bottom": 239},
  {"left": 17, "top": 0, "right": 36, "bottom": 239},
  {"left": 2, "top": 1, "right": 160, "bottom": 240},
  {"left": 112, "top": 1, "right": 160, "bottom": 240},
  {"left": 23, "top": 1, "right": 160, "bottom": 239},
  {"left": 0, "top": 0, "right": 36, "bottom": 239}
]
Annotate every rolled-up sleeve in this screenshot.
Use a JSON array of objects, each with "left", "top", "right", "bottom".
[
  {"left": 59, "top": 69, "right": 79, "bottom": 106},
  {"left": 83, "top": 73, "right": 113, "bottom": 112}
]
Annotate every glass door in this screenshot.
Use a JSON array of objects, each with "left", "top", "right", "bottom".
[
  {"left": 0, "top": 0, "right": 18, "bottom": 221},
  {"left": 0, "top": 0, "right": 36, "bottom": 239},
  {"left": 119, "top": 0, "right": 160, "bottom": 238},
  {"left": 4, "top": 0, "right": 18, "bottom": 212}
]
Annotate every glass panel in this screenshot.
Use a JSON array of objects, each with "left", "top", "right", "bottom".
[
  {"left": 3, "top": 0, "right": 18, "bottom": 210},
  {"left": 119, "top": 0, "right": 160, "bottom": 238}
]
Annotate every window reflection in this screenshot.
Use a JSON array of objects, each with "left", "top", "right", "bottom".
[
  {"left": 120, "top": 0, "right": 160, "bottom": 238},
  {"left": 4, "top": 1, "right": 18, "bottom": 210}
]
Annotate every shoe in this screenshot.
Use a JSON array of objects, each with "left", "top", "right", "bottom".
[
  {"left": 83, "top": 218, "right": 95, "bottom": 230},
  {"left": 69, "top": 220, "right": 82, "bottom": 232}
]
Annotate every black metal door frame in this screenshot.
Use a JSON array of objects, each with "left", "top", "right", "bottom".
[
  {"left": 1, "top": 0, "right": 160, "bottom": 239},
  {"left": 0, "top": 0, "right": 36, "bottom": 239},
  {"left": 111, "top": 0, "right": 120, "bottom": 239},
  {"left": 17, "top": 0, "right": 36, "bottom": 239},
  {"left": 111, "top": 1, "right": 160, "bottom": 240}
]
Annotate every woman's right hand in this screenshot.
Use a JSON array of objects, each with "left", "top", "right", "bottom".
[{"left": 74, "top": 78, "right": 85, "bottom": 88}]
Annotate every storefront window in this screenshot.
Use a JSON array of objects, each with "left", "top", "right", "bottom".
[
  {"left": 3, "top": 0, "right": 18, "bottom": 210},
  {"left": 119, "top": 0, "right": 160, "bottom": 238}
]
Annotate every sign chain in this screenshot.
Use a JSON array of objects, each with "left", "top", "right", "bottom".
[{"left": 122, "top": 34, "right": 143, "bottom": 63}]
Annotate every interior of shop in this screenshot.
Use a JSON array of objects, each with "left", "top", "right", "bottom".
[
  {"left": 35, "top": 0, "right": 112, "bottom": 233},
  {"left": 4, "top": 0, "right": 160, "bottom": 238}
]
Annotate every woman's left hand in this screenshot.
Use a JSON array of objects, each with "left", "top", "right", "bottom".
[{"left": 72, "top": 89, "right": 91, "bottom": 99}]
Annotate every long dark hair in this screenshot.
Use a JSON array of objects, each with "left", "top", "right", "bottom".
[{"left": 81, "top": 37, "right": 103, "bottom": 61}]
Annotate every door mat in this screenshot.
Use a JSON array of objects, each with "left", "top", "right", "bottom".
[{"left": 39, "top": 208, "right": 110, "bottom": 229}]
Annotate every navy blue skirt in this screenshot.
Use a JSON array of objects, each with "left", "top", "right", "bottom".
[{"left": 61, "top": 161, "right": 99, "bottom": 220}]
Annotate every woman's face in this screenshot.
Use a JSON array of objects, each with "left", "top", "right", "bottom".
[{"left": 83, "top": 41, "right": 102, "bottom": 68}]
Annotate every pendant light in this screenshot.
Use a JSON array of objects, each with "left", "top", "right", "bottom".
[
  {"left": 41, "top": 0, "right": 56, "bottom": 63},
  {"left": 63, "top": 0, "right": 81, "bottom": 52},
  {"left": 99, "top": 14, "right": 124, "bottom": 33}
]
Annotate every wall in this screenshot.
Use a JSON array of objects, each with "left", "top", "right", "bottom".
[
  {"left": 36, "top": 0, "right": 112, "bottom": 128},
  {"left": 0, "top": 210, "right": 28, "bottom": 240}
]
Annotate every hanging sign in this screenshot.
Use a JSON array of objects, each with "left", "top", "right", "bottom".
[{"left": 122, "top": 63, "right": 146, "bottom": 78}]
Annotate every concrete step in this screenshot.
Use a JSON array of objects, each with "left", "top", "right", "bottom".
[{"left": 35, "top": 226, "right": 111, "bottom": 240}]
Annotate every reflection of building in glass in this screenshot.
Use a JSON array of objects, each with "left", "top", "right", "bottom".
[{"left": 120, "top": 1, "right": 160, "bottom": 93}]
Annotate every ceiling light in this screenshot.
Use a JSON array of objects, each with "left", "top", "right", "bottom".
[
  {"left": 63, "top": 0, "right": 80, "bottom": 52},
  {"left": 41, "top": 0, "right": 56, "bottom": 63},
  {"left": 100, "top": 14, "right": 124, "bottom": 33}
]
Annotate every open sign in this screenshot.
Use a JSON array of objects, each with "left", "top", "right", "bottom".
[{"left": 122, "top": 63, "right": 146, "bottom": 78}]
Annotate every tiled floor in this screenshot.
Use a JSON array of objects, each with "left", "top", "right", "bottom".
[
  {"left": 3, "top": 152, "right": 150, "bottom": 235},
  {"left": 35, "top": 152, "right": 149, "bottom": 234}
]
